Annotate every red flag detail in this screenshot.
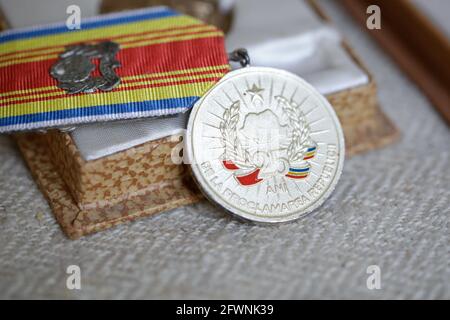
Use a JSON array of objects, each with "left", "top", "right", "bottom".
[{"left": 236, "top": 169, "right": 263, "bottom": 186}]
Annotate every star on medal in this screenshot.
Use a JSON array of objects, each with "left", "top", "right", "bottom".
[{"left": 246, "top": 84, "right": 264, "bottom": 103}]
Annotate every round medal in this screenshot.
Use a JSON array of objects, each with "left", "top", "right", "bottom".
[{"left": 187, "top": 67, "right": 345, "bottom": 223}]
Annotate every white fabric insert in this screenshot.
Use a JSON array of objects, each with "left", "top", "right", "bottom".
[
  {"left": 226, "top": 0, "right": 368, "bottom": 94},
  {"left": 71, "top": 114, "right": 187, "bottom": 161}
]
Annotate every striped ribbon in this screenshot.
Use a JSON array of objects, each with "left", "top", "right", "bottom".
[
  {"left": 285, "top": 146, "right": 317, "bottom": 179},
  {"left": 0, "top": 6, "right": 229, "bottom": 133}
]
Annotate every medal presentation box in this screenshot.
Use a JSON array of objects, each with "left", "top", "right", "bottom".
[{"left": 2, "top": 0, "right": 398, "bottom": 238}]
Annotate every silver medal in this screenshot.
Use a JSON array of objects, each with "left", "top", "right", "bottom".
[{"left": 187, "top": 66, "right": 345, "bottom": 223}]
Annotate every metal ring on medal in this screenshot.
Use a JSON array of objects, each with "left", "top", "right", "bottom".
[{"left": 187, "top": 67, "right": 345, "bottom": 223}]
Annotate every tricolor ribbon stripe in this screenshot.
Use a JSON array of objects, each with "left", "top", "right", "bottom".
[
  {"left": 0, "top": 36, "right": 227, "bottom": 93},
  {"left": 0, "top": 97, "right": 197, "bottom": 131},
  {"left": 0, "top": 70, "right": 225, "bottom": 115},
  {"left": 222, "top": 146, "right": 317, "bottom": 186},
  {"left": 0, "top": 77, "right": 220, "bottom": 130},
  {"left": 0, "top": 23, "right": 217, "bottom": 63},
  {"left": 0, "top": 7, "right": 229, "bottom": 133},
  {"left": 285, "top": 146, "right": 317, "bottom": 179},
  {"left": 0, "top": 7, "right": 178, "bottom": 44},
  {"left": 0, "top": 66, "right": 229, "bottom": 105},
  {"left": 285, "top": 167, "right": 310, "bottom": 179},
  {"left": 303, "top": 146, "right": 317, "bottom": 160},
  {"left": 0, "top": 27, "right": 222, "bottom": 68},
  {"left": 0, "top": 7, "right": 197, "bottom": 51},
  {"left": 0, "top": 65, "right": 228, "bottom": 100}
]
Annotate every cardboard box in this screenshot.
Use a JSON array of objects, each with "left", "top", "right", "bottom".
[{"left": 13, "top": 0, "right": 398, "bottom": 238}]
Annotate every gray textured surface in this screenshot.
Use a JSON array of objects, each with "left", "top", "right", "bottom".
[{"left": 0, "top": 0, "right": 449, "bottom": 299}]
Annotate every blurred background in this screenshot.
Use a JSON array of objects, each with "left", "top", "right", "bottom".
[{"left": 0, "top": 0, "right": 448, "bottom": 300}]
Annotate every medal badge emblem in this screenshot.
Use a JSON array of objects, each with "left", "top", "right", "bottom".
[
  {"left": 50, "top": 41, "right": 121, "bottom": 94},
  {"left": 187, "top": 67, "right": 345, "bottom": 223},
  {"left": 0, "top": 7, "right": 230, "bottom": 133}
]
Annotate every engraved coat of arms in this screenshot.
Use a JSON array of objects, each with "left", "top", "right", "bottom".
[
  {"left": 50, "top": 41, "right": 121, "bottom": 94},
  {"left": 220, "top": 84, "right": 317, "bottom": 186}
]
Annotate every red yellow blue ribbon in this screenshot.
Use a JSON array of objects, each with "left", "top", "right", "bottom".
[{"left": 0, "top": 7, "right": 229, "bottom": 133}]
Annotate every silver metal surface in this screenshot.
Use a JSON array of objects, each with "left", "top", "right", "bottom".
[
  {"left": 50, "top": 41, "right": 121, "bottom": 94},
  {"left": 187, "top": 67, "right": 345, "bottom": 222}
]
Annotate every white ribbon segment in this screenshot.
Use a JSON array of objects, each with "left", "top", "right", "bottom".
[{"left": 71, "top": 113, "right": 187, "bottom": 161}]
